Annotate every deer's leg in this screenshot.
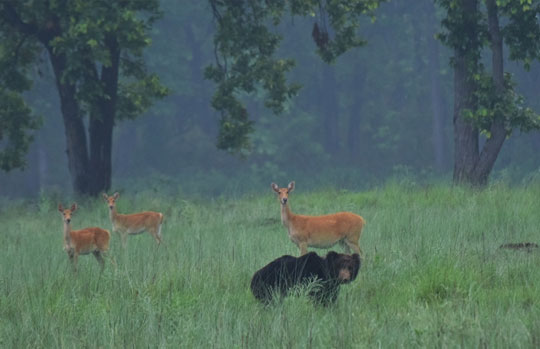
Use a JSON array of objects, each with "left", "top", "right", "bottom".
[
  {"left": 340, "top": 240, "right": 352, "bottom": 254},
  {"left": 344, "top": 239, "right": 362, "bottom": 258},
  {"left": 298, "top": 242, "right": 308, "bottom": 256},
  {"left": 72, "top": 252, "right": 79, "bottom": 273},
  {"left": 149, "top": 227, "right": 161, "bottom": 245},
  {"left": 93, "top": 251, "right": 105, "bottom": 271},
  {"left": 156, "top": 224, "right": 163, "bottom": 244},
  {"left": 120, "top": 231, "right": 128, "bottom": 247},
  {"left": 67, "top": 249, "right": 75, "bottom": 271}
]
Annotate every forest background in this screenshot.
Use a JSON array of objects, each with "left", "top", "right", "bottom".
[{"left": 2, "top": 0, "right": 540, "bottom": 199}]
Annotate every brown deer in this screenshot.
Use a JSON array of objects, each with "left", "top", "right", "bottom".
[
  {"left": 58, "top": 203, "right": 110, "bottom": 272},
  {"left": 271, "top": 181, "right": 365, "bottom": 257},
  {"left": 102, "top": 192, "right": 164, "bottom": 246}
]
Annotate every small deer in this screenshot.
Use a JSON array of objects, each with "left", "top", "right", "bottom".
[
  {"left": 58, "top": 203, "right": 110, "bottom": 272},
  {"left": 271, "top": 181, "right": 365, "bottom": 257},
  {"left": 102, "top": 192, "right": 164, "bottom": 246}
]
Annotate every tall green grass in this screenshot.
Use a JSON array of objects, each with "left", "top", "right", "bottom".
[{"left": 1, "top": 182, "right": 540, "bottom": 347}]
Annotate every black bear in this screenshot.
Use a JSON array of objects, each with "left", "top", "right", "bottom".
[{"left": 250, "top": 251, "right": 361, "bottom": 305}]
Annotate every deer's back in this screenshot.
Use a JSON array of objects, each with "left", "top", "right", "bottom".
[{"left": 70, "top": 227, "right": 110, "bottom": 253}]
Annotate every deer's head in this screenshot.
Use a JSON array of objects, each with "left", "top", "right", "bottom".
[
  {"left": 271, "top": 181, "right": 295, "bottom": 206},
  {"left": 102, "top": 192, "right": 120, "bottom": 211},
  {"left": 58, "top": 203, "right": 77, "bottom": 224}
]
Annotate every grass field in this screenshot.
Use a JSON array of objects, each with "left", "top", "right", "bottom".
[{"left": 1, "top": 182, "right": 540, "bottom": 347}]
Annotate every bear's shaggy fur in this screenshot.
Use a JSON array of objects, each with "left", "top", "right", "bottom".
[{"left": 250, "top": 251, "right": 361, "bottom": 305}]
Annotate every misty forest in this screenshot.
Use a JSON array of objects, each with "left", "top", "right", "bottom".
[
  {"left": 2, "top": 0, "right": 540, "bottom": 347},
  {"left": 2, "top": 0, "right": 540, "bottom": 197}
]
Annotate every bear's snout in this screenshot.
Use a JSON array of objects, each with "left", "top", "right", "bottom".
[{"left": 338, "top": 268, "right": 351, "bottom": 282}]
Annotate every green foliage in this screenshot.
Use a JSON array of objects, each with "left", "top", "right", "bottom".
[
  {"left": 437, "top": 0, "right": 540, "bottom": 157},
  {"left": 501, "top": 0, "right": 540, "bottom": 69},
  {"left": 0, "top": 89, "right": 41, "bottom": 171},
  {"left": 437, "top": 0, "right": 486, "bottom": 72},
  {"left": 117, "top": 74, "right": 169, "bottom": 121},
  {"left": 0, "top": 15, "right": 41, "bottom": 171},
  {"left": 463, "top": 72, "right": 540, "bottom": 136},
  {"left": 0, "top": 0, "right": 167, "bottom": 169},
  {"left": 206, "top": 0, "right": 382, "bottom": 153},
  {"left": 2, "top": 184, "right": 540, "bottom": 346}
]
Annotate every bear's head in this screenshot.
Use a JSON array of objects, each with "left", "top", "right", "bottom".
[{"left": 326, "top": 251, "right": 361, "bottom": 284}]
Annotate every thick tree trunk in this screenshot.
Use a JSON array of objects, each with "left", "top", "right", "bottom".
[
  {"left": 47, "top": 36, "right": 119, "bottom": 196},
  {"left": 452, "top": 52, "right": 479, "bottom": 183},
  {"left": 4, "top": 4, "right": 119, "bottom": 196},
  {"left": 452, "top": 0, "right": 507, "bottom": 186},
  {"left": 470, "top": 0, "right": 506, "bottom": 185},
  {"left": 452, "top": 0, "right": 480, "bottom": 185},
  {"left": 87, "top": 35, "right": 119, "bottom": 196},
  {"left": 48, "top": 50, "right": 92, "bottom": 194},
  {"left": 88, "top": 113, "right": 114, "bottom": 195}
]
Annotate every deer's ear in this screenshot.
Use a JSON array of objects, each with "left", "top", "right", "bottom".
[
  {"left": 102, "top": 193, "right": 109, "bottom": 201},
  {"left": 271, "top": 183, "right": 279, "bottom": 193},
  {"left": 113, "top": 192, "right": 119, "bottom": 199},
  {"left": 287, "top": 181, "right": 295, "bottom": 192},
  {"left": 70, "top": 203, "right": 78, "bottom": 212},
  {"left": 58, "top": 204, "right": 64, "bottom": 212}
]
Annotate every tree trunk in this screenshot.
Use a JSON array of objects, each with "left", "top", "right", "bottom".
[
  {"left": 87, "top": 35, "right": 119, "bottom": 196},
  {"left": 452, "top": 0, "right": 480, "bottom": 185},
  {"left": 47, "top": 36, "right": 119, "bottom": 196},
  {"left": 470, "top": 0, "right": 506, "bottom": 185},
  {"left": 452, "top": 0, "right": 507, "bottom": 186},
  {"left": 452, "top": 54, "right": 479, "bottom": 183},
  {"left": 48, "top": 49, "right": 92, "bottom": 194}
]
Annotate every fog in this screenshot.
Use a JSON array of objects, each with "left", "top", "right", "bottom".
[{"left": 2, "top": 0, "right": 540, "bottom": 198}]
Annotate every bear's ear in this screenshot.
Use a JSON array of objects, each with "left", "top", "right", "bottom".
[
  {"left": 325, "top": 251, "right": 339, "bottom": 268},
  {"left": 326, "top": 251, "right": 338, "bottom": 260}
]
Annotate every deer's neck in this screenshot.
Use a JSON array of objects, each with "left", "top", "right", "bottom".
[
  {"left": 109, "top": 206, "right": 119, "bottom": 222},
  {"left": 280, "top": 203, "right": 294, "bottom": 228},
  {"left": 63, "top": 222, "right": 72, "bottom": 247}
]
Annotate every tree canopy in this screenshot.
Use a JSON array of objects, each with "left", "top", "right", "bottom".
[
  {"left": 206, "top": 0, "right": 382, "bottom": 153},
  {"left": 437, "top": 0, "right": 540, "bottom": 185},
  {"left": 0, "top": 0, "right": 168, "bottom": 194}
]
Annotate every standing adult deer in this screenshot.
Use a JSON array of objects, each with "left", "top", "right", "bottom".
[
  {"left": 102, "top": 192, "right": 164, "bottom": 246},
  {"left": 58, "top": 203, "right": 110, "bottom": 272},
  {"left": 271, "top": 181, "right": 365, "bottom": 257}
]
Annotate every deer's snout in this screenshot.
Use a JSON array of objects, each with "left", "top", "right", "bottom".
[
  {"left": 66, "top": 218, "right": 71, "bottom": 223},
  {"left": 281, "top": 198, "right": 288, "bottom": 205}
]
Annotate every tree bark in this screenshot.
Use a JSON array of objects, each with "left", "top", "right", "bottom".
[
  {"left": 452, "top": 0, "right": 480, "bottom": 184},
  {"left": 470, "top": 0, "right": 506, "bottom": 185},
  {"left": 47, "top": 33, "right": 118, "bottom": 196},
  {"left": 48, "top": 48, "right": 91, "bottom": 194},
  {"left": 87, "top": 35, "right": 119, "bottom": 196},
  {"left": 2, "top": 4, "right": 120, "bottom": 196},
  {"left": 452, "top": 0, "right": 507, "bottom": 186}
]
